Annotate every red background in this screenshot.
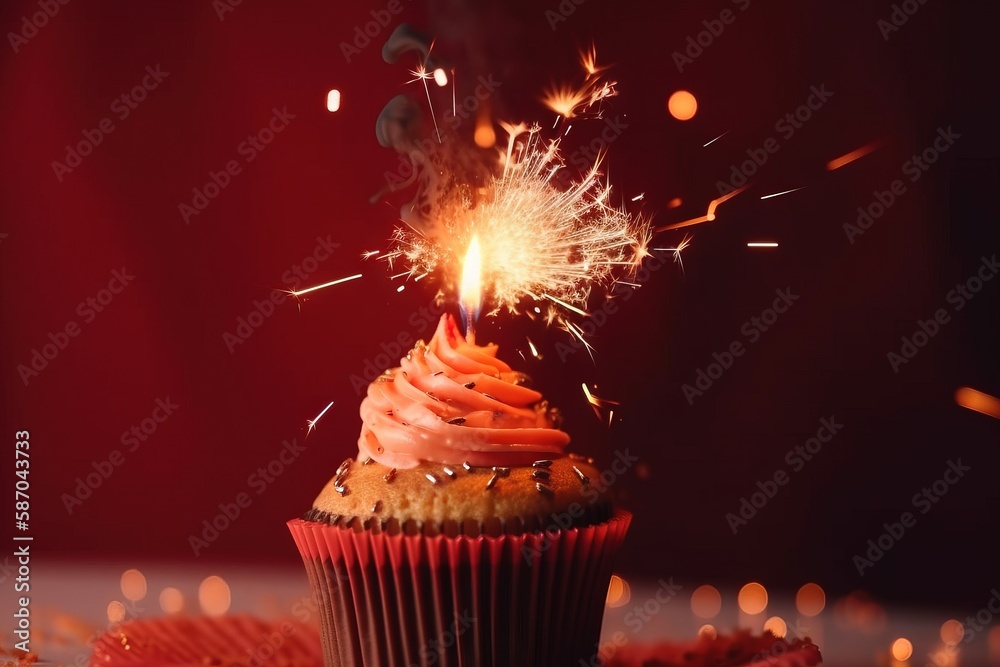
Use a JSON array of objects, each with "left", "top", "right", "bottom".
[{"left": 2, "top": 0, "right": 997, "bottom": 609}]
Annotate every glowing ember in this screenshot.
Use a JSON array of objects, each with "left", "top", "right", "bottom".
[
  {"left": 667, "top": 90, "right": 698, "bottom": 121},
  {"left": 120, "top": 569, "right": 147, "bottom": 601},
  {"left": 159, "top": 587, "right": 184, "bottom": 614},
  {"left": 738, "top": 582, "right": 768, "bottom": 615},
  {"left": 605, "top": 574, "right": 631, "bottom": 607},
  {"left": 795, "top": 583, "right": 826, "bottom": 617},
  {"left": 654, "top": 187, "right": 747, "bottom": 232},
  {"left": 691, "top": 585, "right": 722, "bottom": 619},
  {"left": 826, "top": 141, "right": 882, "bottom": 171},
  {"left": 106, "top": 600, "right": 126, "bottom": 623},
  {"left": 954, "top": 386, "right": 1000, "bottom": 419},
  {"left": 763, "top": 616, "right": 787, "bottom": 638},
  {"left": 326, "top": 89, "right": 341, "bottom": 113},
  {"left": 891, "top": 637, "right": 913, "bottom": 661},
  {"left": 198, "top": 575, "right": 231, "bottom": 616}
]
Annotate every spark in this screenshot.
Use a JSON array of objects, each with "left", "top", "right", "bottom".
[
  {"left": 387, "top": 121, "right": 648, "bottom": 320},
  {"left": 654, "top": 234, "right": 692, "bottom": 272},
  {"left": 397, "top": 285, "right": 406, "bottom": 292},
  {"left": 432, "top": 68, "right": 448, "bottom": 87},
  {"left": 565, "top": 321, "right": 595, "bottom": 361},
  {"left": 631, "top": 193, "right": 645, "bottom": 202},
  {"left": 526, "top": 337, "right": 541, "bottom": 359},
  {"left": 306, "top": 401, "right": 334, "bottom": 435},
  {"left": 290, "top": 273, "right": 363, "bottom": 297},
  {"left": 326, "top": 89, "right": 341, "bottom": 113},
  {"left": 955, "top": 387, "right": 1000, "bottom": 420},
  {"left": 362, "top": 249, "right": 380, "bottom": 259},
  {"left": 542, "top": 49, "right": 618, "bottom": 119},
  {"left": 747, "top": 242, "right": 779, "bottom": 248},
  {"left": 827, "top": 141, "right": 883, "bottom": 171},
  {"left": 654, "top": 186, "right": 748, "bottom": 233},
  {"left": 703, "top": 130, "right": 729, "bottom": 148},
  {"left": 582, "top": 383, "right": 620, "bottom": 420},
  {"left": 408, "top": 64, "right": 442, "bottom": 143},
  {"left": 760, "top": 187, "right": 804, "bottom": 200}
]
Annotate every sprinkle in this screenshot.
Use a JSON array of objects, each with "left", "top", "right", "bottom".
[
  {"left": 485, "top": 473, "right": 499, "bottom": 490},
  {"left": 383, "top": 468, "right": 397, "bottom": 483},
  {"left": 482, "top": 393, "right": 498, "bottom": 401},
  {"left": 447, "top": 417, "right": 467, "bottom": 425},
  {"left": 334, "top": 482, "right": 349, "bottom": 496},
  {"left": 535, "top": 482, "right": 554, "bottom": 497},
  {"left": 376, "top": 376, "right": 394, "bottom": 383},
  {"left": 401, "top": 422, "right": 410, "bottom": 426},
  {"left": 532, "top": 469, "right": 551, "bottom": 481},
  {"left": 462, "top": 461, "right": 474, "bottom": 472},
  {"left": 336, "top": 458, "right": 353, "bottom": 476},
  {"left": 432, "top": 371, "right": 444, "bottom": 376},
  {"left": 443, "top": 467, "right": 457, "bottom": 479},
  {"left": 426, "top": 391, "right": 441, "bottom": 401},
  {"left": 402, "top": 371, "right": 408, "bottom": 378},
  {"left": 371, "top": 500, "right": 382, "bottom": 513},
  {"left": 363, "top": 456, "right": 374, "bottom": 465},
  {"left": 385, "top": 410, "right": 393, "bottom": 416},
  {"left": 572, "top": 465, "right": 590, "bottom": 486},
  {"left": 464, "top": 382, "right": 476, "bottom": 389},
  {"left": 532, "top": 460, "right": 554, "bottom": 468},
  {"left": 492, "top": 466, "right": 511, "bottom": 478},
  {"left": 425, "top": 473, "right": 440, "bottom": 485}
]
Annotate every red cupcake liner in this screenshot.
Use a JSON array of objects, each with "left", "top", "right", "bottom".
[{"left": 288, "top": 510, "right": 631, "bottom": 667}]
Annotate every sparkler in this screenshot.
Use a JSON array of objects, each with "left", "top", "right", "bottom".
[
  {"left": 288, "top": 273, "right": 363, "bottom": 298},
  {"left": 306, "top": 401, "right": 335, "bottom": 435}
]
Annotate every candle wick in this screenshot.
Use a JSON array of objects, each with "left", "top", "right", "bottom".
[{"left": 465, "top": 311, "right": 476, "bottom": 345}]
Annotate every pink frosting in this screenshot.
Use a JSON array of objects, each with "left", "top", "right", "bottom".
[{"left": 357, "top": 315, "right": 570, "bottom": 468}]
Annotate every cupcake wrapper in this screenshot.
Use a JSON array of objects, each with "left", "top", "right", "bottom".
[{"left": 288, "top": 510, "right": 631, "bottom": 667}]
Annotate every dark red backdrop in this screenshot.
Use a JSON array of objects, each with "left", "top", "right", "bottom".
[{"left": 2, "top": 0, "right": 997, "bottom": 608}]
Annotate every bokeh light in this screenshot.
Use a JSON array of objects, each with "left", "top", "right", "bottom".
[
  {"left": 198, "top": 576, "right": 231, "bottom": 616},
  {"left": 667, "top": 90, "right": 697, "bottom": 121},
  {"left": 796, "top": 583, "right": 826, "bottom": 617},
  {"left": 666, "top": 197, "right": 683, "bottom": 209},
  {"left": 690, "top": 585, "right": 722, "bottom": 618},
  {"left": 738, "top": 582, "right": 768, "bottom": 615},
  {"left": 940, "top": 619, "right": 964, "bottom": 645},
  {"left": 955, "top": 386, "right": 1000, "bottom": 419},
  {"left": 433, "top": 68, "right": 448, "bottom": 87},
  {"left": 106, "top": 600, "right": 126, "bottom": 623},
  {"left": 159, "top": 587, "right": 184, "bottom": 615},
  {"left": 891, "top": 638, "right": 913, "bottom": 661},
  {"left": 606, "top": 574, "right": 631, "bottom": 608},
  {"left": 120, "top": 569, "right": 147, "bottom": 602},
  {"left": 763, "top": 616, "right": 787, "bottom": 638},
  {"left": 474, "top": 115, "right": 496, "bottom": 149},
  {"left": 697, "top": 624, "right": 718, "bottom": 640},
  {"left": 326, "top": 89, "right": 341, "bottom": 113}
]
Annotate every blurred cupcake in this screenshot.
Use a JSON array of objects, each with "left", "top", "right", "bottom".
[{"left": 288, "top": 314, "right": 630, "bottom": 666}]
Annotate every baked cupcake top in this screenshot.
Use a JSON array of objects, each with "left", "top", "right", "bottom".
[{"left": 310, "top": 314, "right": 613, "bottom": 532}]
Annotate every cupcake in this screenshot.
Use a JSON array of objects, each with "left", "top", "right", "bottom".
[{"left": 288, "top": 314, "right": 631, "bottom": 666}]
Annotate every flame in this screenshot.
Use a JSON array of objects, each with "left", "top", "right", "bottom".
[{"left": 460, "top": 235, "right": 482, "bottom": 332}]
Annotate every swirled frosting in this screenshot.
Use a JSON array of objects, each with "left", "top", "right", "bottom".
[{"left": 357, "top": 315, "right": 569, "bottom": 468}]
